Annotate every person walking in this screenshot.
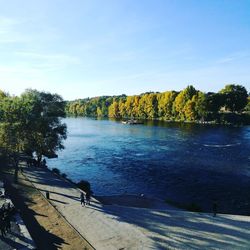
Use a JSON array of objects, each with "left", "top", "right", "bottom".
[
  {"left": 86, "top": 191, "right": 91, "bottom": 205},
  {"left": 0, "top": 217, "right": 6, "bottom": 237},
  {"left": 80, "top": 192, "right": 85, "bottom": 207},
  {"left": 4, "top": 214, "right": 11, "bottom": 233},
  {"left": 212, "top": 200, "right": 217, "bottom": 217}
]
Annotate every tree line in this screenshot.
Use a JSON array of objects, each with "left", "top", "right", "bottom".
[
  {"left": 66, "top": 84, "right": 250, "bottom": 124},
  {"left": 0, "top": 89, "right": 67, "bottom": 178}
]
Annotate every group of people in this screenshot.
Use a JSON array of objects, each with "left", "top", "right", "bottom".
[
  {"left": 26, "top": 158, "right": 47, "bottom": 168},
  {"left": 80, "top": 191, "right": 91, "bottom": 207},
  {"left": 0, "top": 202, "right": 15, "bottom": 237}
]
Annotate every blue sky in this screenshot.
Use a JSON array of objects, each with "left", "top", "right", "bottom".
[{"left": 0, "top": 0, "right": 249, "bottom": 100}]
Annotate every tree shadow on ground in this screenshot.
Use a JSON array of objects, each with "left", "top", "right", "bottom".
[
  {"left": 49, "top": 198, "right": 68, "bottom": 204},
  {"left": 24, "top": 167, "right": 76, "bottom": 189},
  {"left": 0, "top": 235, "right": 29, "bottom": 249},
  {"left": 1, "top": 171, "right": 69, "bottom": 250},
  {"left": 10, "top": 231, "right": 35, "bottom": 245},
  {"left": 37, "top": 188, "right": 79, "bottom": 202},
  {"left": 101, "top": 204, "right": 250, "bottom": 249},
  {"left": 22, "top": 165, "right": 250, "bottom": 249}
]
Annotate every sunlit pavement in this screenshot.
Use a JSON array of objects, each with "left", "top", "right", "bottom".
[{"left": 23, "top": 167, "right": 250, "bottom": 250}]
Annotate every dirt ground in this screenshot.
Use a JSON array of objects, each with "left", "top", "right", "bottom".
[{"left": 0, "top": 166, "right": 93, "bottom": 250}]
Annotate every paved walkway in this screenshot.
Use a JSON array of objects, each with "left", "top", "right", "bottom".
[{"left": 23, "top": 167, "right": 250, "bottom": 250}]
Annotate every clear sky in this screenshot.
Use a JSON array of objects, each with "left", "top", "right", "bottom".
[{"left": 0, "top": 0, "right": 249, "bottom": 100}]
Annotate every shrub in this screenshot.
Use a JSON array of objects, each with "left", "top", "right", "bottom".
[
  {"left": 186, "top": 202, "right": 203, "bottom": 212},
  {"left": 76, "top": 180, "right": 92, "bottom": 193},
  {"left": 61, "top": 173, "right": 67, "bottom": 178},
  {"left": 52, "top": 168, "right": 60, "bottom": 175}
]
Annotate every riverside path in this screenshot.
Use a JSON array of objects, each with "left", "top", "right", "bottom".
[{"left": 23, "top": 166, "right": 250, "bottom": 250}]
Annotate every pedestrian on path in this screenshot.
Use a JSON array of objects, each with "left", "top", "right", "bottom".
[
  {"left": 4, "top": 214, "right": 11, "bottom": 233},
  {"left": 80, "top": 192, "right": 85, "bottom": 206},
  {"left": 86, "top": 191, "right": 91, "bottom": 205},
  {"left": 0, "top": 218, "right": 6, "bottom": 237},
  {"left": 212, "top": 200, "right": 217, "bottom": 217}
]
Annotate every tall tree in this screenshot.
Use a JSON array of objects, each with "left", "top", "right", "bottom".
[
  {"left": 183, "top": 99, "right": 196, "bottom": 121},
  {"left": 206, "top": 92, "right": 223, "bottom": 114},
  {"left": 108, "top": 100, "right": 120, "bottom": 118},
  {"left": 0, "top": 95, "right": 35, "bottom": 180},
  {"left": 125, "top": 96, "right": 135, "bottom": 118},
  {"left": 145, "top": 93, "right": 158, "bottom": 119},
  {"left": 173, "top": 85, "right": 197, "bottom": 120},
  {"left": 118, "top": 99, "right": 127, "bottom": 118},
  {"left": 220, "top": 84, "right": 248, "bottom": 112},
  {"left": 20, "top": 89, "right": 67, "bottom": 163},
  {"left": 194, "top": 92, "right": 208, "bottom": 120},
  {"left": 0, "top": 90, "right": 8, "bottom": 99},
  {"left": 158, "top": 91, "right": 177, "bottom": 119},
  {"left": 245, "top": 96, "right": 250, "bottom": 112},
  {"left": 138, "top": 95, "right": 148, "bottom": 118},
  {"left": 1, "top": 89, "right": 67, "bottom": 168}
]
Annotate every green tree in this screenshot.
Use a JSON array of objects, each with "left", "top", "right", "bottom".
[
  {"left": 96, "top": 107, "right": 103, "bottom": 117},
  {"left": 206, "top": 92, "right": 223, "bottom": 114},
  {"left": 245, "top": 97, "right": 250, "bottom": 112},
  {"left": 193, "top": 92, "right": 208, "bottom": 120},
  {"left": 145, "top": 93, "right": 158, "bottom": 119},
  {"left": 183, "top": 99, "right": 196, "bottom": 121},
  {"left": 108, "top": 100, "right": 120, "bottom": 118},
  {"left": 173, "top": 85, "right": 197, "bottom": 120},
  {"left": 0, "top": 96, "right": 36, "bottom": 180},
  {"left": 21, "top": 90, "right": 67, "bottom": 163},
  {"left": 0, "top": 90, "right": 8, "bottom": 99},
  {"left": 0, "top": 90, "right": 67, "bottom": 180},
  {"left": 132, "top": 96, "right": 140, "bottom": 118},
  {"left": 138, "top": 95, "right": 148, "bottom": 118},
  {"left": 158, "top": 91, "right": 177, "bottom": 119},
  {"left": 118, "top": 99, "right": 127, "bottom": 118},
  {"left": 125, "top": 96, "right": 135, "bottom": 118},
  {"left": 220, "top": 84, "right": 248, "bottom": 112}
]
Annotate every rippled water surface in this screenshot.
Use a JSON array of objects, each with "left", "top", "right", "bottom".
[{"left": 48, "top": 118, "right": 250, "bottom": 214}]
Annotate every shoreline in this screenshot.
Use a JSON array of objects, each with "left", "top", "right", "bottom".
[
  {"left": 66, "top": 115, "right": 250, "bottom": 126},
  {"left": 49, "top": 166, "right": 250, "bottom": 216},
  {"left": 34, "top": 166, "right": 250, "bottom": 249},
  {"left": 48, "top": 167, "right": 180, "bottom": 211},
  {"left": 34, "top": 165, "right": 250, "bottom": 217},
  {"left": 9, "top": 165, "right": 250, "bottom": 249},
  {"left": 95, "top": 194, "right": 179, "bottom": 210}
]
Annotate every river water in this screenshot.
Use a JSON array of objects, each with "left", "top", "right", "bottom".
[{"left": 47, "top": 117, "right": 250, "bottom": 214}]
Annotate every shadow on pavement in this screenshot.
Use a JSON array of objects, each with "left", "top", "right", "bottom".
[{"left": 3, "top": 173, "right": 69, "bottom": 250}]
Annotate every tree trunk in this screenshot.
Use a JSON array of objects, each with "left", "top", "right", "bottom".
[
  {"left": 37, "top": 155, "right": 42, "bottom": 167},
  {"left": 14, "top": 159, "right": 19, "bottom": 183}
]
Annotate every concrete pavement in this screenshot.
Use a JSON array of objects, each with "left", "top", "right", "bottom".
[{"left": 23, "top": 167, "right": 250, "bottom": 250}]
